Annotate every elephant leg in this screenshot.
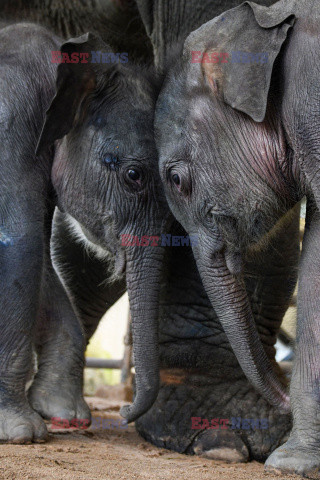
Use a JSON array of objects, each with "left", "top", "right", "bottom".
[
  {"left": 136, "top": 206, "right": 299, "bottom": 461},
  {"left": 51, "top": 209, "right": 127, "bottom": 341},
  {"left": 29, "top": 209, "right": 126, "bottom": 422},
  {"left": 28, "top": 257, "right": 90, "bottom": 424},
  {"left": 244, "top": 204, "right": 300, "bottom": 366},
  {"left": 0, "top": 192, "right": 48, "bottom": 443},
  {"left": 266, "top": 204, "right": 320, "bottom": 478},
  {"left": 29, "top": 208, "right": 126, "bottom": 418}
]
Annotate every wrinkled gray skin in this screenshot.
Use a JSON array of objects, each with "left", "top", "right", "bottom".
[
  {"left": 155, "top": 0, "right": 320, "bottom": 476},
  {"left": 37, "top": 31, "right": 173, "bottom": 425},
  {"left": 0, "top": 23, "right": 79, "bottom": 444},
  {"left": 0, "top": 0, "right": 299, "bottom": 461},
  {"left": 0, "top": 0, "right": 159, "bottom": 436},
  {"left": 0, "top": 22, "right": 170, "bottom": 442},
  {"left": 134, "top": 0, "right": 275, "bottom": 69},
  {"left": 109, "top": 0, "right": 299, "bottom": 464},
  {"left": 40, "top": 0, "right": 300, "bottom": 462},
  {"left": 0, "top": 0, "right": 152, "bottom": 61}
]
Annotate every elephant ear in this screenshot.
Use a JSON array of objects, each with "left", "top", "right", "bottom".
[
  {"left": 184, "top": 1, "right": 296, "bottom": 122},
  {"left": 36, "top": 33, "right": 111, "bottom": 156}
]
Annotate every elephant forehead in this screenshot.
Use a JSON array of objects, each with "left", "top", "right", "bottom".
[
  {"left": 81, "top": 117, "right": 157, "bottom": 161},
  {"left": 156, "top": 96, "right": 186, "bottom": 134},
  {"left": 156, "top": 67, "right": 189, "bottom": 134},
  {"left": 156, "top": 104, "right": 189, "bottom": 169},
  {"left": 157, "top": 130, "right": 186, "bottom": 170}
]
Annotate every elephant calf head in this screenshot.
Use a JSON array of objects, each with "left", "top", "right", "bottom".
[
  {"left": 155, "top": 1, "right": 299, "bottom": 413},
  {"left": 37, "top": 33, "right": 171, "bottom": 423}
]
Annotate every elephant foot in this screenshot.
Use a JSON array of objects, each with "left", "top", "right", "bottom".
[
  {"left": 0, "top": 399, "right": 47, "bottom": 443},
  {"left": 265, "top": 436, "right": 320, "bottom": 479},
  {"left": 136, "top": 368, "right": 291, "bottom": 461},
  {"left": 28, "top": 377, "right": 91, "bottom": 425},
  {"left": 190, "top": 427, "right": 249, "bottom": 462}
]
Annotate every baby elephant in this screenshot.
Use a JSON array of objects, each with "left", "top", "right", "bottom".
[
  {"left": 155, "top": 0, "right": 320, "bottom": 477},
  {"left": 0, "top": 22, "right": 169, "bottom": 443}
]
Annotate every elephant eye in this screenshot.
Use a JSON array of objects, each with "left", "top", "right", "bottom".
[
  {"left": 170, "top": 171, "right": 182, "bottom": 191},
  {"left": 168, "top": 167, "right": 191, "bottom": 196},
  {"left": 128, "top": 169, "right": 140, "bottom": 181},
  {"left": 172, "top": 174, "right": 181, "bottom": 186},
  {"left": 125, "top": 167, "right": 143, "bottom": 188}
]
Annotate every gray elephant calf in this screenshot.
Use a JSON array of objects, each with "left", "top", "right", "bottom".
[
  {"left": 155, "top": 0, "right": 320, "bottom": 476},
  {"left": 0, "top": 21, "right": 169, "bottom": 442}
]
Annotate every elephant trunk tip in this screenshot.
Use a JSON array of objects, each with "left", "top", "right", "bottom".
[
  {"left": 120, "top": 403, "right": 146, "bottom": 424},
  {"left": 119, "top": 382, "right": 159, "bottom": 423},
  {"left": 120, "top": 404, "right": 135, "bottom": 423}
]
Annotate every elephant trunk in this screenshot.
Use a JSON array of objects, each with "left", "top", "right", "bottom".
[
  {"left": 194, "top": 244, "right": 290, "bottom": 413},
  {"left": 120, "top": 242, "right": 163, "bottom": 423}
]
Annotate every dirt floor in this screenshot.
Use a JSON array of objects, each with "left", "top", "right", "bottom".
[{"left": 0, "top": 395, "right": 301, "bottom": 480}]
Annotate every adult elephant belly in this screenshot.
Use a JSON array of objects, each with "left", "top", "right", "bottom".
[{"left": 136, "top": 205, "right": 300, "bottom": 462}]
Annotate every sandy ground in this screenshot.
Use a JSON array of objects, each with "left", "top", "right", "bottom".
[{"left": 0, "top": 396, "right": 301, "bottom": 480}]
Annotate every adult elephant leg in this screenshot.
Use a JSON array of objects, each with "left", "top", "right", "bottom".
[
  {"left": 0, "top": 191, "right": 48, "bottom": 443},
  {"left": 136, "top": 206, "right": 299, "bottom": 461},
  {"left": 266, "top": 203, "right": 320, "bottom": 478}
]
